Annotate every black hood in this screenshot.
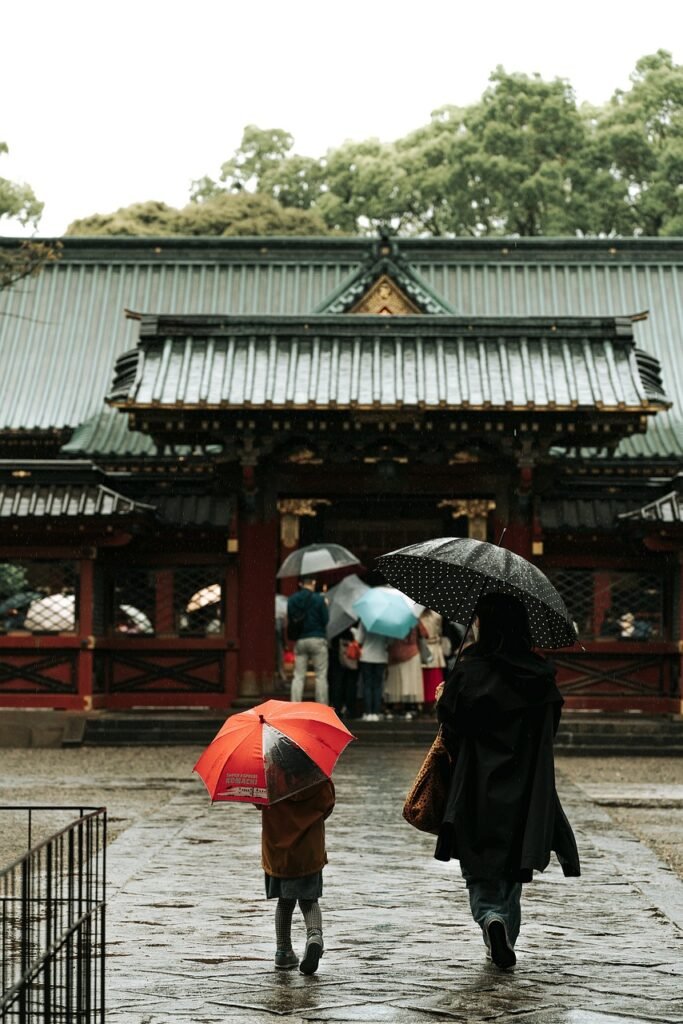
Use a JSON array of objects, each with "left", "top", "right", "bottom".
[{"left": 454, "top": 644, "right": 562, "bottom": 713}]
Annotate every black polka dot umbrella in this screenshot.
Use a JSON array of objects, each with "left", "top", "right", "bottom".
[{"left": 376, "top": 537, "right": 577, "bottom": 650}]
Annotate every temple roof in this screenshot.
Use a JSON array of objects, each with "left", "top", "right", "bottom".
[
  {"left": 540, "top": 497, "right": 651, "bottom": 531},
  {"left": 0, "top": 235, "right": 681, "bottom": 458},
  {"left": 313, "top": 238, "right": 456, "bottom": 315},
  {"left": 0, "top": 462, "right": 154, "bottom": 519},
  {"left": 618, "top": 481, "right": 683, "bottom": 523},
  {"left": 0, "top": 461, "right": 232, "bottom": 526},
  {"left": 107, "top": 313, "right": 667, "bottom": 415}
]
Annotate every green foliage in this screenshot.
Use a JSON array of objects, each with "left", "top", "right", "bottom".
[
  {"left": 67, "top": 52, "right": 683, "bottom": 238},
  {"left": 218, "top": 125, "right": 295, "bottom": 192},
  {"left": 0, "top": 142, "right": 43, "bottom": 228},
  {"left": 66, "top": 201, "right": 181, "bottom": 236},
  {"left": 595, "top": 50, "right": 683, "bottom": 235},
  {"left": 176, "top": 192, "right": 327, "bottom": 236},
  {"left": 0, "top": 142, "right": 57, "bottom": 291},
  {"left": 66, "top": 193, "right": 327, "bottom": 237},
  {"left": 0, "top": 564, "right": 28, "bottom": 600}
]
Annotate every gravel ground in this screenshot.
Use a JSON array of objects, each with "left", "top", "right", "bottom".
[{"left": 1, "top": 747, "right": 682, "bottom": 881}]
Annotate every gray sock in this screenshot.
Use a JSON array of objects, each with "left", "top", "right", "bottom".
[
  {"left": 275, "top": 898, "right": 296, "bottom": 951},
  {"left": 298, "top": 898, "right": 323, "bottom": 939}
]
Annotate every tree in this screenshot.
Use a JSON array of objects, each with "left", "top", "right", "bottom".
[
  {"left": 66, "top": 192, "right": 327, "bottom": 237},
  {"left": 218, "top": 125, "right": 295, "bottom": 192},
  {"left": 220, "top": 73, "right": 600, "bottom": 237},
  {"left": 595, "top": 50, "right": 683, "bottom": 235},
  {"left": 176, "top": 192, "right": 327, "bottom": 236},
  {"left": 0, "top": 142, "right": 58, "bottom": 289},
  {"left": 66, "top": 52, "right": 683, "bottom": 239},
  {"left": 458, "top": 69, "right": 589, "bottom": 235},
  {"left": 231, "top": 57, "right": 683, "bottom": 237},
  {"left": 66, "top": 201, "right": 181, "bottom": 236}
]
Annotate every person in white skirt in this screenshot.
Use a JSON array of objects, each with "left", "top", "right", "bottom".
[{"left": 386, "top": 624, "right": 427, "bottom": 719}]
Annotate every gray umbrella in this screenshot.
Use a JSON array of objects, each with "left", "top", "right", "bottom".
[
  {"left": 325, "top": 573, "right": 369, "bottom": 639},
  {"left": 277, "top": 543, "right": 360, "bottom": 580},
  {"left": 376, "top": 537, "right": 577, "bottom": 650}
]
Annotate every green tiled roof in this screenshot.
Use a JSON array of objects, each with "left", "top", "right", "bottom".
[
  {"left": 0, "top": 461, "right": 154, "bottom": 518},
  {"left": 0, "top": 235, "right": 681, "bottom": 458},
  {"left": 108, "top": 313, "right": 667, "bottom": 414},
  {"left": 540, "top": 498, "right": 639, "bottom": 530},
  {"left": 0, "top": 459, "right": 231, "bottom": 526},
  {"left": 62, "top": 409, "right": 157, "bottom": 457},
  {"left": 314, "top": 240, "right": 456, "bottom": 314},
  {"left": 0, "top": 482, "right": 153, "bottom": 518}
]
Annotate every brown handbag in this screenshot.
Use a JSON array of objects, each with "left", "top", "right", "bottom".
[{"left": 402, "top": 730, "right": 452, "bottom": 835}]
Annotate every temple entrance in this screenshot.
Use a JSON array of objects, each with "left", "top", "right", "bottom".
[{"left": 297, "top": 495, "right": 474, "bottom": 584}]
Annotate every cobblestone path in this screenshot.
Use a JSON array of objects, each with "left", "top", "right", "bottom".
[{"left": 106, "top": 746, "right": 683, "bottom": 1023}]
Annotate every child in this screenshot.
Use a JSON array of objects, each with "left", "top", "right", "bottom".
[{"left": 261, "top": 778, "right": 336, "bottom": 974}]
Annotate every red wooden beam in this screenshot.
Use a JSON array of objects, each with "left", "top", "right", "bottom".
[{"left": 77, "top": 557, "right": 95, "bottom": 711}]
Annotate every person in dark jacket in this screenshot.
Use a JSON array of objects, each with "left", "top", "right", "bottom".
[
  {"left": 287, "top": 576, "right": 329, "bottom": 703},
  {"left": 436, "top": 592, "right": 580, "bottom": 970}
]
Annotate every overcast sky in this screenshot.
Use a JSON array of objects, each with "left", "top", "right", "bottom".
[{"left": 1, "top": 0, "right": 681, "bottom": 237}]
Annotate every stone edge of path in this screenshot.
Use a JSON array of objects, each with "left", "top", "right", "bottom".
[{"left": 558, "top": 776, "right": 683, "bottom": 935}]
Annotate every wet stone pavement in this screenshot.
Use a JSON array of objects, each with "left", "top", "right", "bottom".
[{"left": 105, "top": 747, "right": 683, "bottom": 1024}]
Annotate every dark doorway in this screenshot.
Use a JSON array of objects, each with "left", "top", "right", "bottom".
[{"left": 299, "top": 496, "right": 468, "bottom": 584}]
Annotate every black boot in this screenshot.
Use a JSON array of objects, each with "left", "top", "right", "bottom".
[
  {"left": 487, "top": 920, "right": 516, "bottom": 969},
  {"left": 299, "top": 932, "right": 323, "bottom": 975}
]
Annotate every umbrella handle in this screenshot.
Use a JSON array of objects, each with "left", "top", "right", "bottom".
[
  {"left": 450, "top": 525, "right": 506, "bottom": 669},
  {"left": 451, "top": 608, "right": 477, "bottom": 669}
]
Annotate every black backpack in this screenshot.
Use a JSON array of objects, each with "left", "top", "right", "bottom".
[{"left": 287, "top": 591, "right": 312, "bottom": 642}]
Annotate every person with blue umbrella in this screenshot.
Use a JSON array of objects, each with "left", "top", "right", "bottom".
[{"left": 353, "top": 586, "right": 423, "bottom": 720}]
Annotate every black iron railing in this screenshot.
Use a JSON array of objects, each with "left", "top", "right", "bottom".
[{"left": 0, "top": 806, "right": 106, "bottom": 1023}]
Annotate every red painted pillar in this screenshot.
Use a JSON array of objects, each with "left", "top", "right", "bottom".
[
  {"left": 238, "top": 515, "right": 278, "bottom": 698},
  {"left": 593, "top": 571, "right": 613, "bottom": 639},
  {"left": 77, "top": 557, "right": 95, "bottom": 711},
  {"left": 155, "top": 570, "right": 175, "bottom": 634}
]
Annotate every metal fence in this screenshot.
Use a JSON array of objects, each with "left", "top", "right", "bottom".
[{"left": 0, "top": 806, "right": 106, "bottom": 1023}]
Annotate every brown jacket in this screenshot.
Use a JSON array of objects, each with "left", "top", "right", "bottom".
[{"left": 261, "top": 780, "right": 335, "bottom": 878}]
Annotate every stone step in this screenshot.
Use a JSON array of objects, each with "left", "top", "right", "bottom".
[
  {"left": 78, "top": 711, "right": 683, "bottom": 755},
  {"left": 2, "top": 708, "right": 681, "bottom": 751}
]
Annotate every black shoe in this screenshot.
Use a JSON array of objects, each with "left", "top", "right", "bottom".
[
  {"left": 274, "top": 948, "right": 299, "bottom": 970},
  {"left": 299, "top": 934, "right": 323, "bottom": 975},
  {"left": 486, "top": 921, "right": 516, "bottom": 969}
]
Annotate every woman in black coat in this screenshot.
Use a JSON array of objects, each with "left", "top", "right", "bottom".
[{"left": 436, "top": 593, "right": 580, "bottom": 969}]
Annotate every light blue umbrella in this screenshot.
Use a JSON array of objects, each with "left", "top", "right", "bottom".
[{"left": 352, "top": 587, "right": 419, "bottom": 640}]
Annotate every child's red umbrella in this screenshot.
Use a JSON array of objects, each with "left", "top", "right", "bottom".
[{"left": 193, "top": 699, "right": 355, "bottom": 806}]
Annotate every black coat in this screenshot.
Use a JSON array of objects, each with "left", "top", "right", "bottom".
[{"left": 436, "top": 645, "right": 580, "bottom": 883}]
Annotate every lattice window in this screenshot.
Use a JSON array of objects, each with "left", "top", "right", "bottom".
[
  {"left": 174, "top": 568, "right": 223, "bottom": 637},
  {"left": 0, "top": 560, "right": 79, "bottom": 634},
  {"left": 109, "top": 568, "right": 156, "bottom": 635},
  {"left": 105, "top": 566, "right": 223, "bottom": 637},
  {"left": 546, "top": 568, "right": 665, "bottom": 642}
]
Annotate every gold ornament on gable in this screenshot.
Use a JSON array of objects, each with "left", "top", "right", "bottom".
[{"left": 350, "top": 275, "right": 420, "bottom": 316}]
